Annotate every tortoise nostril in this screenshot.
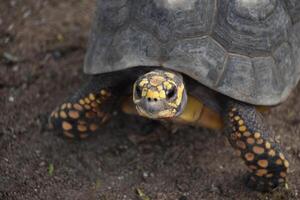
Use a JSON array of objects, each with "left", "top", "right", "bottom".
[
  {"left": 154, "top": 98, "right": 158, "bottom": 102},
  {"left": 147, "top": 97, "right": 151, "bottom": 101}
]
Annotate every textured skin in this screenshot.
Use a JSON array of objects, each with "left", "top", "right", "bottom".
[
  {"left": 224, "top": 100, "right": 289, "bottom": 191},
  {"left": 84, "top": 0, "right": 300, "bottom": 106},
  {"left": 49, "top": 69, "right": 143, "bottom": 139}
]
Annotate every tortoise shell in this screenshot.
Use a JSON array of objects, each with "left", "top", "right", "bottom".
[{"left": 84, "top": 0, "right": 300, "bottom": 106}]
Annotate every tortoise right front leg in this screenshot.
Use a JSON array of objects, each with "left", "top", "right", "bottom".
[
  {"left": 49, "top": 74, "right": 125, "bottom": 139},
  {"left": 224, "top": 100, "right": 289, "bottom": 192}
]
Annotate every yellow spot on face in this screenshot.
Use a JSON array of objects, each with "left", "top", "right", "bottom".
[
  {"left": 73, "top": 104, "right": 83, "bottom": 111},
  {"left": 157, "top": 85, "right": 163, "bottom": 91},
  {"left": 146, "top": 90, "right": 160, "bottom": 99},
  {"left": 77, "top": 124, "right": 87, "bottom": 132},
  {"left": 163, "top": 81, "right": 173, "bottom": 90},
  {"left": 229, "top": 112, "right": 234, "bottom": 117},
  {"left": 60, "top": 111, "right": 67, "bottom": 119},
  {"left": 90, "top": 124, "right": 98, "bottom": 132},
  {"left": 79, "top": 99, "right": 85, "bottom": 105},
  {"left": 62, "top": 121, "right": 72, "bottom": 131},
  {"left": 89, "top": 93, "right": 96, "bottom": 101},
  {"left": 159, "top": 90, "right": 166, "bottom": 99},
  {"left": 265, "top": 142, "right": 271, "bottom": 149},
  {"left": 150, "top": 75, "right": 165, "bottom": 86},
  {"left": 254, "top": 132, "right": 261, "bottom": 139},
  {"left": 245, "top": 153, "right": 255, "bottom": 161},
  {"left": 231, "top": 108, "right": 237, "bottom": 112},
  {"left": 256, "top": 169, "right": 267, "bottom": 177},
  {"left": 61, "top": 103, "right": 67, "bottom": 110},
  {"left": 258, "top": 160, "right": 268, "bottom": 168},
  {"left": 69, "top": 111, "right": 79, "bottom": 119},
  {"left": 239, "top": 126, "right": 247, "bottom": 132},
  {"left": 268, "top": 149, "right": 276, "bottom": 157},
  {"left": 276, "top": 159, "right": 283, "bottom": 165},
  {"left": 280, "top": 172, "right": 287, "bottom": 177},
  {"left": 238, "top": 120, "right": 244, "bottom": 125},
  {"left": 253, "top": 146, "right": 265, "bottom": 154},
  {"left": 67, "top": 103, "right": 72, "bottom": 109},
  {"left": 243, "top": 132, "right": 251, "bottom": 137},
  {"left": 139, "top": 79, "right": 149, "bottom": 87},
  {"left": 63, "top": 131, "right": 74, "bottom": 138},
  {"left": 247, "top": 138, "right": 255, "bottom": 145},
  {"left": 284, "top": 160, "right": 289, "bottom": 168},
  {"left": 236, "top": 141, "right": 246, "bottom": 149}
]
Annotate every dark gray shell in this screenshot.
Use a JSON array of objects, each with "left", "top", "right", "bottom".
[{"left": 84, "top": 0, "right": 300, "bottom": 106}]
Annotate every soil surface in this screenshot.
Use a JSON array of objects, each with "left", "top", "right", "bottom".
[{"left": 1, "top": 1, "right": 300, "bottom": 200}]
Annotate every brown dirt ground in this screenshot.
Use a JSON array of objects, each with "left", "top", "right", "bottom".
[{"left": 0, "top": 1, "right": 300, "bottom": 199}]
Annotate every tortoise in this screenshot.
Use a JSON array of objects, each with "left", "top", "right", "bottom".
[{"left": 49, "top": 0, "right": 300, "bottom": 192}]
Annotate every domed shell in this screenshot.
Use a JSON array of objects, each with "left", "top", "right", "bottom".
[{"left": 84, "top": 0, "right": 300, "bottom": 106}]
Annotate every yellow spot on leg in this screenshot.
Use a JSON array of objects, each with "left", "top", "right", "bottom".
[
  {"left": 73, "top": 104, "right": 83, "bottom": 111},
  {"left": 100, "top": 89, "right": 107, "bottom": 96},
  {"left": 245, "top": 153, "right": 255, "bottom": 161},
  {"left": 89, "top": 93, "right": 96, "bottom": 101},
  {"left": 254, "top": 132, "right": 261, "bottom": 139},
  {"left": 79, "top": 99, "right": 85, "bottom": 105},
  {"left": 257, "top": 160, "right": 268, "bottom": 168},
  {"left": 256, "top": 169, "right": 267, "bottom": 177},
  {"left": 89, "top": 124, "right": 98, "bottom": 132},
  {"left": 243, "top": 132, "right": 251, "bottom": 137},
  {"left": 268, "top": 149, "right": 276, "bottom": 157},
  {"left": 276, "top": 159, "right": 283, "bottom": 165},
  {"left": 61, "top": 103, "right": 67, "bottom": 109},
  {"left": 265, "top": 142, "right": 271, "bottom": 149},
  {"left": 239, "top": 126, "right": 247, "bottom": 132},
  {"left": 60, "top": 111, "right": 67, "bottom": 119},
  {"left": 62, "top": 121, "right": 72, "bottom": 131},
  {"left": 284, "top": 160, "right": 289, "bottom": 168},
  {"left": 247, "top": 138, "right": 255, "bottom": 145},
  {"left": 77, "top": 125, "right": 87, "bottom": 132},
  {"left": 84, "top": 98, "right": 91, "bottom": 104},
  {"left": 253, "top": 146, "right": 265, "bottom": 154},
  {"left": 69, "top": 111, "right": 80, "bottom": 119}
]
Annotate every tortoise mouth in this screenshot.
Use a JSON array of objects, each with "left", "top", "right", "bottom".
[{"left": 135, "top": 99, "right": 177, "bottom": 119}]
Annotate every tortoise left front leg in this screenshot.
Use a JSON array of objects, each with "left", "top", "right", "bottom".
[{"left": 223, "top": 99, "right": 289, "bottom": 192}]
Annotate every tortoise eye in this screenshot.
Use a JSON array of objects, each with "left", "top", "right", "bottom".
[
  {"left": 135, "top": 86, "right": 142, "bottom": 98},
  {"left": 166, "top": 87, "right": 176, "bottom": 99}
]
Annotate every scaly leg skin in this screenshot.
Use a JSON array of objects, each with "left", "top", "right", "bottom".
[
  {"left": 49, "top": 74, "right": 126, "bottom": 140},
  {"left": 224, "top": 99, "right": 289, "bottom": 192}
]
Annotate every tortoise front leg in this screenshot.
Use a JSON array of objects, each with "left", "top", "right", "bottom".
[
  {"left": 49, "top": 74, "right": 125, "bottom": 139},
  {"left": 224, "top": 100, "right": 289, "bottom": 192}
]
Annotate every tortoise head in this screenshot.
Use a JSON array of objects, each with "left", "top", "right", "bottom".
[{"left": 133, "top": 70, "right": 187, "bottom": 119}]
